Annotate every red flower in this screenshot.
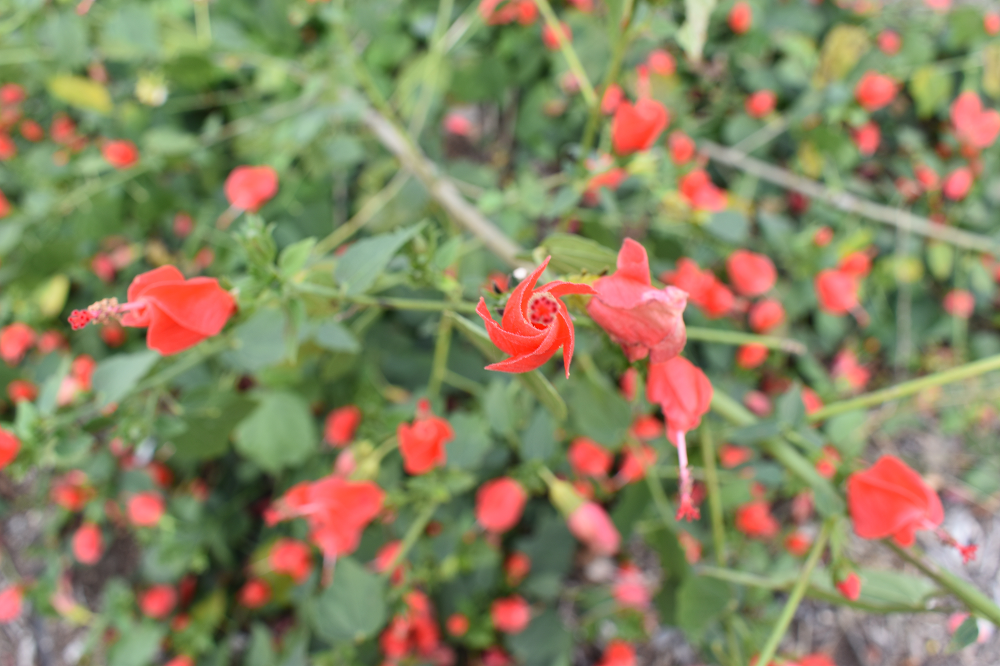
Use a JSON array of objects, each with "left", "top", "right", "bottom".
[
  {"left": 270, "top": 538, "right": 313, "bottom": 583},
  {"left": 735, "top": 501, "right": 779, "bottom": 539},
  {"left": 915, "top": 164, "right": 939, "bottom": 191},
  {"left": 950, "top": 91, "right": 1000, "bottom": 149},
  {"left": 443, "top": 112, "right": 474, "bottom": 137},
  {"left": 669, "top": 131, "right": 696, "bottom": 164},
  {"left": 745, "top": 90, "right": 776, "bottom": 118},
  {"left": 70, "top": 266, "right": 236, "bottom": 355},
  {"left": 568, "top": 437, "right": 613, "bottom": 477},
  {"left": 51, "top": 471, "right": 93, "bottom": 510},
  {"left": 799, "top": 655, "right": 837, "bottom": 666},
  {"left": 0, "top": 586, "right": 23, "bottom": 624},
  {"left": 479, "top": 0, "right": 538, "bottom": 25},
  {"left": 944, "top": 289, "right": 975, "bottom": 318},
  {"left": 648, "top": 49, "right": 675, "bottom": 76},
  {"left": 128, "top": 492, "right": 165, "bottom": 527},
  {"left": 647, "top": 356, "right": 712, "bottom": 520},
  {"left": 140, "top": 585, "right": 177, "bottom": 619},
  {"left": 943, "top": 167, "right": 973, "bottom": 201},
  {"left": 476, "top": 256, "right": 595, "bottom": 377},
  {"left": 835, "top": 572, "right": 861, "bottom": 601},
  {"left": 662, "top": 258, "right": 733, "bottom": 317},
  {"left": 612, "top": 99, "right": 669, "bottom": 155},
  {"left": 784, "top": 531, "right": 811, "bottom": 556},
  {"left": 0, "top": 134, "right": 15, "bottom": 160},
  {"left": 101, "top": 140, "right": 139, "bottom": 169},
  {"left": 853, "top": 121, "right": 881, "bottom": 156},
  {"left": 491, "top": 595, "right": 530, "bottom": 634},
  {"left": 736, "top": 343, "right": 768, "bottom": 369},
  {"left": 630, "top": 414, "right": 663, "bottom": 440},
  {"left": 814, "top": 269, "right": 859, "bottom": 315},
  {"left": 583, "top": 166, "right": 628, "bottom": 204},
  {"left": 567, "top": 501, "right": 621, "bottom": 555},
  {"left": 0, "top": 323, "right": 36, "bottom": 365},
  {"left": 72, "top": 523, "right": 104, "bottom": 565},
  {"left": 238, "top": 579, "right": 271, "bottom": 608},
  {"left": 20, "top": 120, "right": 43, "bottom": 142},
  {"left": 855, "top": 72, "right": 897, "bottom": 112},
  {"left": 815, "top": 445, "right": 841, "bottom": 479},
  {"left": 0, "top": 189, "right": 9, "bottom": 219},
  {"left": 719, "top": 444, "right": 751, "bottom": 468},
  {"left": 504, "top": 552, "right": 531, "bottom": 585},
  {"left": 270, "top": 475, "right": 384, "bottom": 558},
  {"left": 596, "top": 641, "right": 635, "bottom": 666},
  {"left": 801, "top": 387, "right": 824, "bottom": 414},
  {"left": 726, "top": 250, "right": 776, "bottom": 297},
  {"left": 7, "top": 379, "right": 38, "bottom": 403},
  {"left": 744, "top": 390, "right": 771, "bottom": 416},
  {"left": 617, "top": 444, "right": 657, "bottom": 485},
  {"left": 987, "top": 12, "right": 1000, "bottom": 35},
  {"left": 877, "top": 30, "right": 901, "bottom": 55},
  {"left": 446, "top": 613, "right": 469, "bottom": 636},
  {"left": 748, "top": 298, "right": 785, "bottom": 333},
  {"left": 847, "top": 455, "right": 943, "bottom": 547},
  {"left": 831, "top": 349, "right": 869, "bottom": 392},
  {"left": 838, "top": 251, "right": 872, "bottom": 277},
  {"left": 0, "top": 428, "right": 20, "bottom": 471},
  {"left": 587, "top": 238, "right": 688, "bottom": 363},
  {"left": 679, "top": 170, "right": 727, "bottom": 211},
  {"left": 541, "top": 21, "right": 571, "bottom": 50},
  {"left": 612, "top": 564, "right": 651, "bottom": 609},
  {"left": 602, "top": 84, "right": 624, "bottom": 115},
  {"left": 224, "top": 165, "right": 279, "bottom": 212},
  {"left": 0, "top": 84, "right": 25, "bottom": 106},
  {"left": 476, "top": 477, "right": 528, "bottom": 533},
  {"left": 728, "top": 1, "right": 752, "bottom": 33},
  {"left": 397, "top": 401, "right": 453, "bottom": 474},
  {"left": 324, "top": 405, "right": 362, "bottom": 446}
]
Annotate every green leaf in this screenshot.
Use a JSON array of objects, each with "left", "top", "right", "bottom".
[
  {"left": 108, "top": 623, "right": 165, "bottom": 666},
  {"left": 775, "top": 385, "right": 806, "bottom": 427},
  {"left": 312, "top": 557, "right": 387, "bottom": 643},
  {"left": 521, "top": 408, "right": 557, "bottom": 461},
  {"left": 539, "top": 233, "right": 617, "bottom": 275},
  {"left": 233, "top": 392, "right": 318, "bottom": 473},
  {"left": 310, "top": 319, "right": 360, "bottom": 353},
  {"left": 100, "top": 6, "right": 159, "bottom": 60},
  {"left": 92, "top": 351, "right": 160, "bottom": 407},
  {"left": 246, "top": 624, "right": 278, "bottom": 666},
  {"left": 948, "top": 615, "right": 979, "bottom": 652},
  {"left": 143, "top": 128, "right": 200, "bottom": 156},
  {"left": 909, "top": 65, "right": 953, "bottom": 118},
  {"left": 222, "top": 308, "right": 288, "bottom": 371},
  {"left": 333, "top": 223, "right": 424, "bottom": 295},
  {"left": 47, "top": 75, "right": 113, "bottom": 114},
  {"left": 611, "top": 481, "right": 652, "bottom": 536},
  {"left": 506, "top": 610, "right": 572, "bottom": 666},
  {"left": 676, "top": 576, "right": 731, "bottom": 642},
  {"left": 172, "top": 394, "right": 256, "bottom": 461},
  {"left": 563, "top": 378, "right": 631, "bottom": 448},
  {"left": 705, "top": 211, "right": 749, "bottom": 244},
  {"left": 446, "top": 412, "right": 492, "bottom": 470},
  {"left": 278, "top": 238, "right": 317, "bottom": 277}
]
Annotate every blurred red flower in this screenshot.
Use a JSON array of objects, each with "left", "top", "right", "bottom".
[
  {"left": 491, "top": 595, "right": 530, "bottom": 633},
  {"left": 612, "top": 99, "right": 669, "bottom": 155},
  {"left": 476, "top": 477, "right": 528, "bottom": 533},
  {"left": 224, "top": 165, "right": 279, "bottom": 212},
  {"left": 324, "top": 405, "right": 362, "bottom": 446}
]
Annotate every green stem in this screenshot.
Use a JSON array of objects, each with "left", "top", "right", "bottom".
[
  {"left": 428, "top": 311, "right": 454, "bottom": 396},
  {"left": 313, "top": 172, "right": 411, "bottom": 256},
  {"left": 294, "top": 282, "right": 478, "bottom": 313},
  {"left": 644, "top": 464, "right": 676, "bottom": 529},
  {"left": 697, "top": 566, "right": 945, "bottom": 615},
  {"left": 533, "top": 0, "right": 598, "bottom": 107},
  {"left": 686, "top": 327, "right": 806, "bottom": 355},
  {"left": 579, "top": 0, "right": 635, "bottom": 157},
  {"left": 887, "top": 542, "right": 1000, "bottom": 626},
  {"left": 134, "top": 338, "right": 232, "bottom": 393},
  {"left": 754, "top": 520, "right": 833, "bottom": 666},
  {"left": 194, "top": 0, "right": 212, "bottom": 47},
  {"left": 701, "top": 426, "right": 727, "bottom": 566},
  {"left": 382, "top": 501, "right": 440, "bottom": 577},
  {"left": 408, "top": 0, "right": 456, "bottom": 136},
  {"left": 808, "top": 352, "right": 1000, "bottom": 422}
]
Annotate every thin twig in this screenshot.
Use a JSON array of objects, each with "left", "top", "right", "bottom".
[
  {"left": 314, "top": 172, "right": 412, "bottom": 256},
  {"left": 533, "top": 0, "right": 598, "bottom": 107},
  {"left": 700, "top": 141, "right": 1000, "bottom": 256},
  {"left": 361, "top": 107, "right": 528, "bottom": 268}
]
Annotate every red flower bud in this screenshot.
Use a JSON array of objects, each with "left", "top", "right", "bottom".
[
  {"left": 601, "top": 84, "right": 624, "bottom": 115},
  {"left": 127, "top": 492, "right": 165, "bottom": 527},
  {"left": 446, "top": 613, "right": 469, "bottom": 636},
  {"left": 735, "top": 500, "right": 779, "bottom": 539},
  {"left": 877, "top": 30, "right": 901, "bottom": 55},
  {"left": 491, "top": 595, "right": 530, "bottom": 634},
  {"left": 567, "top": 501, "right": 621, "bottom": 555},
  {"left": 951, "top": 91, "right": 1000, "bottom": 149},
  {"left": 617, "top": 444, "right": 657, "bottom": 485},
  {"left": 19, "top": 120, "right": 42, "bottom": 142},
  {"left": 726, "top": 250, "right": 776, "bottom": 297},
  {"left": 224, "top": 165, "right": 279, "bottom": 212},
  {"left": 943, "top": 166, "right": 973, "bottom": 200},
  {"left": 504, "top": 552, "right": 531, "bottom": 586},
  {"left": 814, "top": 269, "right": 860, "bottom": 315},
  {"left": 475, "top": 477, "right": 528, "bottom": 533},
  {"left": 854, "top": 72, "right": 897, "bottom": 112},
  {"left": 748, "top": 298, "right": 785, "bottom": 333},
  {"left": 541, "top": 21, "right": 571, "bottom": 50},
  {"left": 719, "top": 443, "right": 752, "bottom": 468},
  {"left": 101, "top": 140, "right": 139, "bottom": 169},
  {"left": 736, "top": 343, "right": 768, "bottom": 369},
  {"left": 745, "top": 90, "right": 776, "bottom": 118},
  {"left": 568, "top": 437, "right": 613, "bottom": 477},
  {"left": 0, "top": 323, "right": 36, "bottom": 366},
  {"left": 397, "top": 403, "right": 453, "bottom": 475},
  {"left": 72, "top": 523, "right": 104, "bottom": 565},
  {"left": 835, "top": 572, "right": 861, "bottom": 601},
  {"left": 324, "top": 405, "right": 362, "bottom": 446},
  {"left": 0, "top": 428, "right": 20, "bottom": 471},
  {"left": 668, "top": 131, "right": 696, "bottom": 165},
  {"left": 852, "top": 121, "right": 880, "bottom": 156},
  {"left": 140, "top": 585, "right": 177, "bottom": 619},
  {"left": 238, "top": 579, "right": 271, "bottom": 608},
  {"left": 612, "top": 99, "right": 669, "bottom": 155},
  {"left": 270, "top": 538, "right": 313, "bottom": 583},
  {"left": 728, "top": 1, "right": 752, "bottom": 33},
  {"left": 987, "top": 12, "right": 1000, "bottom": 35},
  {"left": 944, "top": 289, "right": 975, "bottom": 318},
  {"left": 679, "top": 170, "right": 727, "bottom": 212},
  {"left": 0, "top": 586, "right": 24, "bottom": 623},
  {"left": 647, "top": 49, "right": 675, "bottom": 76}
]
